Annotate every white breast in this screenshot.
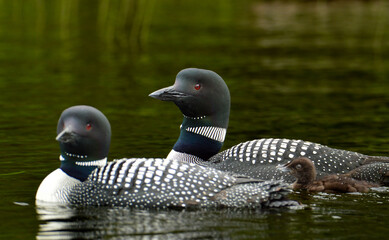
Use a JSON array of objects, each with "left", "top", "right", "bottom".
[{"left": 36, "top": 168, "right": 81, "bottom": 203}]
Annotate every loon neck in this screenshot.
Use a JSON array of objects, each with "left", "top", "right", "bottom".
[
  {"left": 172, "top": 115, "right": 227, "bottom": 161},
  {"left": 59, "top": 155, "right": 107, "bottom": 181}
]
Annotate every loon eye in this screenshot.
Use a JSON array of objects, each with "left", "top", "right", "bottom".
[
  {"left": 194, "top": 83, "right": 201, "bottom": 90},
  {"left": 295, "top": 164, "right": 302, "bottom": 170},
  {"left": 86, "top": 123, "right": 92, "bottom": 131}
]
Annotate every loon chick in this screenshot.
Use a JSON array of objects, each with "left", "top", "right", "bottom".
[
  {"left": 150, "top": 68, "right": 389, "bottom": 183},
  {"left": 281, "top": 157, "right": 379, "bottom": 193},
  {"left": 36, "top": 105, "right": 298, "bottom": 209}
]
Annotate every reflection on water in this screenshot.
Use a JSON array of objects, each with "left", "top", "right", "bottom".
[
  {"left": 36, "top": 203, "right": 272, "bottom": 239},
  {"left": 36, "top": 188, "right": 389, "bottom": 239},
  {"left": 1, "top": 0, "right": 389, "bottom": 239}
]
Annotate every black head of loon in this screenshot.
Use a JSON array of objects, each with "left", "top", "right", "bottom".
[
  {"left": 56, "top": 105, "right": 111, "bottom": 181},
  {"left": 149, "top": 68, "right": 230, "bottom": 162}
]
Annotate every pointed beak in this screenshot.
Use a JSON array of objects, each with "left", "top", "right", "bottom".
[
  {"left": 56, "top": 126, "right": 77, "bottom": 143},
  {"left": 149, "top": 86, "right": 188, "bottom": 101}
]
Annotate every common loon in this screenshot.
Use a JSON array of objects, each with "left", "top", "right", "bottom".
[
  {"left": 149, "top": 68, "right": 230, "bottom": 165},
  {"left": 280, "top": 157, "right": 380, "bottom": 193},
  {"left": 149, "top": 68, "right": 389, "bottom": 184},
  {"left": 36, "top": 105, "right": 298, "bottom": 209}
]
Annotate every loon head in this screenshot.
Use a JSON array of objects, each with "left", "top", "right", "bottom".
[
  {"left": 149, "top": 68, "right": 230, "bottom": 126},
  {"left": 283, "top": 157, "right": 317, "bottom": 187},
  {"left": 56, "top": 105, "right": 111, "bottom": 181},
  {"left": 149, "top": 68, "right": 230, "bottom": 161}
]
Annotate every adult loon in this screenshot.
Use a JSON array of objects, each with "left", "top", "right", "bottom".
[
  {"left": 280, "top": 157, "right": 380, "bottom": 193},
  {"left": 36, "top": 105, "right": 298, "bottom": 209},
  {"left": 149, "top": 68, "right": 389, "bottom": 184},
  {"left": 150, "top": 68, "right": 230, "bottom": 165}
]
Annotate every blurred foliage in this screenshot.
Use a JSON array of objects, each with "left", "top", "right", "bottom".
[{"left": 0, "top": 1, "right": 389, "bottom": 237}]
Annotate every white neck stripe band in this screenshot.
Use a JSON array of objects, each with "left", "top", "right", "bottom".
[
  {"left": 59, "top": 155, "right": 107, "bottom": 167},
  {"left": 185, "top": 126, "right": 226, "bottom": 142}
]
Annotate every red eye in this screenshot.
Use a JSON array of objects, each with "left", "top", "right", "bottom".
[
  {"left": 194, "top": 83, "right": 201, "bottom": 90},
  {"left": 86, "top": 123, "right": 92, "bottom": 131}
]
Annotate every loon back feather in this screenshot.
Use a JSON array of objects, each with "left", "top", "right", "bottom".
[{"left": 67, "top": 158, "right": 298, "bottom": 209}]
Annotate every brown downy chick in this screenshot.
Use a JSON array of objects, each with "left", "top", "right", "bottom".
[{"left": 283, "top": 157, "right": 379, "bottom": 193}]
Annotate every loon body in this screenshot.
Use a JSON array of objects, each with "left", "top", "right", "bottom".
[
  {"left": 36, "top": 105, "right": 298, "bottom": 209},
  {"left": 68, "top": 157, "right": 296, "bottom": 209},
  {"left": 208, "top": 138, "right": 377, "bottom": 182},
  {"left": 281, "top": 157, "right": 380, "bottom": 193},
  {"left": 150, "top": 68, "right": 389, "bottom": 184}
]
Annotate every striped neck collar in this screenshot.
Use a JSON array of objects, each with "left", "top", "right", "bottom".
[
  {"left": 172, "top": 115, "right": 227, "bottom": 161},
  {"left": 185, "top": 126, "right": 226, "bottom": 142},
  {"left": 59, "top": 155, "right": 107, "bottom": 167},
  {"left": 180, "top": 115, "right": 227, "bottom": 143}
]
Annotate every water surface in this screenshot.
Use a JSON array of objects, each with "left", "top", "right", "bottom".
[{"left": 1, "top": 0, "right": 389, "bottom": 239}]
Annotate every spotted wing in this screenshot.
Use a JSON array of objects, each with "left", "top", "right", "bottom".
[
  {"left": 208, "top": 138, "right": 368, "bottom": 181},
  {"left": 344, "top": 162, "right": 389, "bottom": 185},
  {"left": 68, "top": 158, "right": 297, "bottom": 209}
]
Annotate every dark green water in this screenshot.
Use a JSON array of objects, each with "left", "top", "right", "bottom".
[{"left": 1, "top": 0, "right": 389, "bottom": 239}]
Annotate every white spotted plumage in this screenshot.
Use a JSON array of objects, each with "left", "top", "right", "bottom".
[
  {"left": 167, "top": 149, "right": 209, "bottom": 166},
  {"left": 66, "top": 158, "right": 297, "bottom": 209},
  {"left": 208, "top": 138, "right": 370, "bottom": 182}
]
